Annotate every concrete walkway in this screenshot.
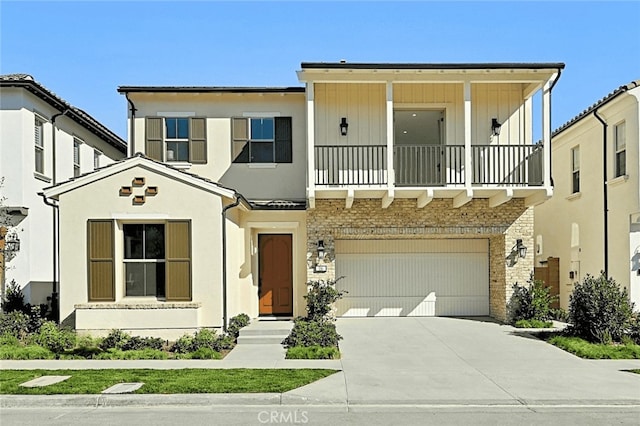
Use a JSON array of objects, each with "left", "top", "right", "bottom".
[{"left": 2, "top": 317, "right": 639, "bottom": 408}]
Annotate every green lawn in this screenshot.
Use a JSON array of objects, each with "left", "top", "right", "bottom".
[
  {"left": 547, "top": 335, "right": 640, "bottom": 359},
  {"left": 0, "top": 369, "right": 338, "bottom": 395}
]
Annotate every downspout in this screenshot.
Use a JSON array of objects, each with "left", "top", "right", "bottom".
[
  {"left": 124, "top": 94, "right": 137, "bottom": 156},
  {"left": 593, "top": 109, "right": 609, "bottom": 276},
  {"left": 47, "top": 109, "right": 69, "bottom": 323},
  {"left": 39, "top": 193, "right": 59, "bottom": 322},
  {"left": 547, "top": 67, "right": 562, "bottom": 187},
  {"left": 221, "top": 194, "right": 242, "bottom": 332}
]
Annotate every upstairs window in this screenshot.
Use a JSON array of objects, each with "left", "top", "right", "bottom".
[
  {"left": 73, "top": 138, "right": 82, "bottom": 177},
  {"left": 571, "top": 146, "right": 580, "bottom": 193},
  {"left": 144, "top": 117, "right": 207, "bottom": 164},
  {"left": 232, "top": 117, "right": 292, "bottom": 163},
  {"left": 34, "top": 117, "right": 44, "bottom": 174},
  {"left": 165, "top": 118, "right": 189, "bottom": 162},
  {"left": 94, "top": 149, "right": 101, "bottom": 169},
  {"left": 614, "top": 121, "right": 626, "bottom": 178}
]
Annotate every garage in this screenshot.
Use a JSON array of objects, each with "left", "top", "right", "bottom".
[{"left": 334, "top": 239, "right": 489, "bottom": 317}]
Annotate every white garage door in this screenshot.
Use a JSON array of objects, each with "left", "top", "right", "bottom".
[{"left": 335, "top": 239, "right": 489, "bottom": 317}]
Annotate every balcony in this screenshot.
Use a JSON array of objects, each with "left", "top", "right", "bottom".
[{"left": 314, "top": 144, "right": 543, "bottom": 187}]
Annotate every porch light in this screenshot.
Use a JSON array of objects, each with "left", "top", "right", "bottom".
[
  {"left": 340, "top": 117, "right": 349, "bottom": 136},
  {"left": 317, "top": 240, "right": 325, "bottom": 260},
  {"left": 491, "top": 118, "right": 502, "bottom": 137},
  {"left": 516, "top": 239, "right": 527, "bottom": 259},
  {"left": 3, "top": 234, "right": 20, "bottom": 253}
]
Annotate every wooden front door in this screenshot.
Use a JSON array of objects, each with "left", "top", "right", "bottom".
[{"left": 259, "top": 234, "right": 293, "bottom": 316}]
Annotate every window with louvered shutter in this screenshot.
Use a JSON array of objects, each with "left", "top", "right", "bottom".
[
  {"left": 189, "top": 117, "right": 207, "bottom": 164},
  {"left": 87, "top": 220, "right": 115, "bottom": 301},
  {"left": 34, "top": 118, "right": 44, "bottom": 174},
  {"left": 165, "top": 220, "right": 191, "bottom": 301},
  {"left": 73, "top": 138, "right": 82, "bottom": 177},
  {"left": 232, "top": 116, "right": 292, "bottom": 163},
  {"left": 145, "top": 117, "right": 164, "bottom": 161}
]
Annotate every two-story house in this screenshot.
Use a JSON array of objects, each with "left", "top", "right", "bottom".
[
  {"left": 42, "top": 62, "right": 564, "bottom": 338},
  {"left": 535, "top": 81, "right": 639, "bottom": 310},
  {"left": 0, "top": 74, "right": 127, "bottom": 315}
]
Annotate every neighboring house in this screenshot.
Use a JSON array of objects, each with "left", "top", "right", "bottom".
[
  {"left": 0, "top": 74, "right": 127, "bottom": 313},
  {"left": 42, "top": 62, "right": 564, "bottom": 338},
  {"left": 534, "top": 81, "right": 640, "bottom": 311}
]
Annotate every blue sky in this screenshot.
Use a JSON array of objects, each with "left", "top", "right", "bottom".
[{"left": 1, "top": 1, "right": 638, "bottom": 140}]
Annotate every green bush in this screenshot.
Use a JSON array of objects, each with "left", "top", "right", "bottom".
[
  {"left": 286, "top": 345, "right": 339, "bottom": 359},
  {"left": 282, "top": 318, "right": 342, "bottom": 348},
  {"left": 94, "top": 348, "right": 168, "bottom": 360},
  {"left": 99, "top": 329, "right": 131, "bottom": 350},
  {"left": 32, "top": 321, "right": 76, "bottom": 354},
  {"left": 171, "top": 334, "right": 194, "bottom": 354},
  {"left": 171, "top": 328, "right": 232, "bottom": 354},
  {"left": 304, "top": 279, "right": 347, "bottom": 321},
  {"left": 227, "top": 313, "right": 250, "bottom": 339},
  {"left": 0, "top": 333, "right": 20, "bottom": 347},
  {"left": 569, "top": 273, "right": 633, "bottom": 343},
  {"left": 2, "top": 280, "right": 28, "bottom": 314},
  {"left": 0, "top": 344, "right": 55, "bottom": 360},
  {"left": 514, "top": 319, "right": 553, "bottom": 329},
  {"left": 629, "top": 313, "right": 640, "bottom": 345},
  {"left": 0, "top": 311, "right": 30, "bottom": 341},
  {"left": 121, "top": 335, "right": 165, "bottom": 351},
  {"left": 187, "top": 347, "right": 221, "bottom": 360},
  {"left": 507, "top": 277, "right": 556, "bottom": 324}
]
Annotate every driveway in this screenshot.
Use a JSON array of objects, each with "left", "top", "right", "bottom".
[{"left": 336, "top": 317, "right": 640, "bottom": 406}]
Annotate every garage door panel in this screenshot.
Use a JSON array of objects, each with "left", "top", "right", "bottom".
[{"left": 335, "top": 239, "right": 489, "bottom": 317}]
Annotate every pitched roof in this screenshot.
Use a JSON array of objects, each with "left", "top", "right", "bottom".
[
  {"left": 0, "top": 74, "right": 127, "bottom": 153},
  {"left": 553, "top": 80, "right": 640, "bottom": 136}
]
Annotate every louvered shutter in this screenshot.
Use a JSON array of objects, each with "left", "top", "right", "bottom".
[
  {"left": 145, "top": 117, "right": 164, "bottom": 161},
  {"left": 165, "top": 220, "right": 191, "bottom": 301},
  {"left": 189, "top": 117, "right": 207, "bottom": 164},
  {"left": 232, "top": 118, "right": 250, "bottom": 163},
  {"left": 87, "top": 220, "right": 115, "bottom": 301},
  {"left": 275, "top": 117, "right": 292, "bottom": 163}
]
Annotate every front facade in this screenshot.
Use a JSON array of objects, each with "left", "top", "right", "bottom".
[
  {"left": 0, "top": 74, "right": 127, "bottom": 309},
  {"left": 43, "top": 62, "right": 563, "bottom": 337},
  {"left": 534, "top": 81, "right": 640, "bottom": 310}
]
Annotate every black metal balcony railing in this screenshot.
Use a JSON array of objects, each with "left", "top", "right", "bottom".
[
  {"left": 314, "top": 144, "right": 543, "bottom": 187},
  {"left": 315, "top": 145, "right": 387, "bottom": 185}
]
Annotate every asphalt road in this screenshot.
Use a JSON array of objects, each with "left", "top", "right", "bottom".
[{"left": 3, "top": 405, "right": 640, "bottom": 426}]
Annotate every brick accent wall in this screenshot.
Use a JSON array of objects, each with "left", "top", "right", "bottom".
[{"left": 307, "top": 198, "right": 533, "bottom": 321}]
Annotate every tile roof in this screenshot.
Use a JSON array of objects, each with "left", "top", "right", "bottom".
[{"left": 1, "top": 74, "right": 127, "bottom": 153}]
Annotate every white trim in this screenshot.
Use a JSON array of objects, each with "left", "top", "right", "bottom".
[
  {"left": 33, "top": 172, "right": 52, "bottom": 183},
  {"left": 566, "top": 192, "right": 582, "bottom": 201},
  {"left": 247, "top": 163, "right": 277, "bottom": 169},
  {"left": 167, "top": 162, "right": 192, "bottom": 170},
  {"left": 112, "top": 213, "right": 171, "bottom": 220},
  {"left": 242, "top": 112, "right": 281, "bottom": 117},
  {"left": 33, "top": 110, "right": 49, "bottom": 123},
  {"left": 607, "top": 174, "right": 628, "bottom": 187},
  {"left": 156, "top": 112, "right": 195, "bottom": 117},
  {"left": 246, "top": 221, "right": 299, "bottom": 229}
]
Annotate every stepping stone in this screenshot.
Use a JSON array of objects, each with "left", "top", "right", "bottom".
[
  {"left": 20, "top": 375, "right": 71, "bottom": 388},
  {"left": 102, "top": 382, "right": 144, "bottom": 394}
]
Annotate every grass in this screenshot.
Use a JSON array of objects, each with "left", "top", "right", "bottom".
[
  {"left": 0, "top": 369, "right": 338, "bottom": 395},
  {"left": 0, "top": 344, "right": 55, "bottom": 360},
  {"left": 514, "top": 319, "right": 553, "bottom": 329},
  {"left": 286, "top": 345, "right": 340, "bottom": 359},
  {"left": 547, "top": 335, "right": 640, "bottom": 359}
]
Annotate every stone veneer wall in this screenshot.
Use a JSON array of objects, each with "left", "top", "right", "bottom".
[{"left": 307, "top": 198, "right": 533, "bottom": 321}]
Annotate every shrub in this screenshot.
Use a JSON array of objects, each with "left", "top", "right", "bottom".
[
  {"left": 0, "top": 311, "right": 30, "bottom": 341},
  {"left": 0, "top": 334, "right": 20, "bottom": 347},
  {"left": 227, "top": 313, "right": 250, "bottom": 339},
  {"left": 187, "top": 347, "right": 221, "bottom": 360},
  {"left": 514, "top": 319, "right": 553, "bottom": 329},
  {"left": 629, "top": 313, "right": 640, "bottom": 345},
  {"left": 508, "top": 277, "right": 556, "bottom": 324},
  {"left": 304, "top": 279, "right": 347, "bottom": 321},
  {"left": 32, "top": 321, "right": 76, "bottom": 354},
  {"left": 286, "top": 345, "right": 339, "bottom": 359},
  {"left": 569, "top": 273, "right": 634, "bottom": 343},
  {"left": 171, "top": 328, "right": 231, "bottom": 354},
  {"left": 99, "top": 329, "right": 131, "bottom": 350},
  {"left": 0, "top": 344, "right": 55, "bottom": 360},
  {"left": 171, "top": 334, "right": 194, "bottom": 354},
  {"left": 95, "top": 348, "right": 167, "bottom": 360},
  {"left": 551, "top": 308, "right": 569, "bottom": 323},
  {"left": 282, "top": 318, "right": 342, "bottom": 348},
  {"left": 121, "top": 335, "right": 165, "bottom": 351},
  {"left": 2, "top": 281, "right": 28, "bottom": 314}
]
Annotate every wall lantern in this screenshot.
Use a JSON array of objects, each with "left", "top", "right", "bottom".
[
  {"left": 3, "top": 234, "right": 21, "bottom": 253},
  {"left": 515, "top": 239, "right": 527, "bottom": 259},
  {"left": 317, "top": 240, "right": 325, "bottom": 260},
  {"left": 340, "top": 117, "right": 349, "bottom": 136},
  {"left": 491, "top": 118, "right": 502, "bottom": 137}
]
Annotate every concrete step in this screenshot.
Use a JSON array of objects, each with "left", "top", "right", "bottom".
[
  {"left": 236, "top": 320, "right": 293, "bottom": 345},
  {"left": 236, "top": 335, "right": 288, "bottom": 345}
]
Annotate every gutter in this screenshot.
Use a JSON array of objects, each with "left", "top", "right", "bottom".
[
  {"left": 221, "top": 193, "right": 251, "bottom": 331},
  {"left": 124, "top": 94, "right": 137, "bottom": 156},
  {"left": 38, "top": 192, "right": 59, "bottom": 323},
  {"left": 593, "top": 109, "right": 609, "bottom": 276}
]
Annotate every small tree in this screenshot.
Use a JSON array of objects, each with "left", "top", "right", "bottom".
[
  {"left": 569, "top": 273, "right": 634, "bottom": 344},
  {"left": 507, "top": 276, "right": 557, "bottom": 324}
]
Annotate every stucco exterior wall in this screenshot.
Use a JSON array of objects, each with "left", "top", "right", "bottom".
[
  {"left": 534, "top": 88, "right": 640, "bottom": 310},
  {"left": 307, "top": 199, "right": 533, "bottom": 321},
  {"left": 127, "top": 92, "right": 307, "bottom": 201}
]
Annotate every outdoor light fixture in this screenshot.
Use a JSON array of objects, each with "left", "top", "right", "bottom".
[
  {"left": 516, "top": 239, "right": 527, "bottom": 259},
  {"left": 491, "top": 118, "right": 502, "bottom": 137},
  {"left": 340, "top": 117, "right": 349, "bottom": 136},
  {"left": 3, "top": 234, "right": 20, "bottom": 253},
  {"left": 317, "top": 240, "right": 325, "bottom": 260}
]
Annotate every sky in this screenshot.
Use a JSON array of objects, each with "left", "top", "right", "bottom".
[{"left": 1, "top": 1, "right": 638, "bottom": 141}]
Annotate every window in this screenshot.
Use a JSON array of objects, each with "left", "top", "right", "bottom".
[
  {"left": 614, "top": 121, "right": 626, "bottom": 177},
  {"left": 124, "top": 224, "right": 165, "bottom": 297},
  {"left": 73, "top": 138, "right": 82, "bottom": 177},
  {"left": 571, "top": 146, "right": 580, "bottom": 193},
  {"left": 165, "top": 118, "right": 189, "bottom": 162},
  {"left": 145, "top": 117, "right": 206, "bottom": 164},
  {"left": 34, "top": 117, "right": 45, "bottom": 174},
  {"left": 94, "top": 150, "right": 101, "bottom": 169},
  {"left": 232, "top": 117, "right": 292, "bottom": 163}
]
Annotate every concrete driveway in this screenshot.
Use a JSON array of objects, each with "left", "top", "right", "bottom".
[{"left": 336, "top": 317, "right": 640, "bottom": 406}]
